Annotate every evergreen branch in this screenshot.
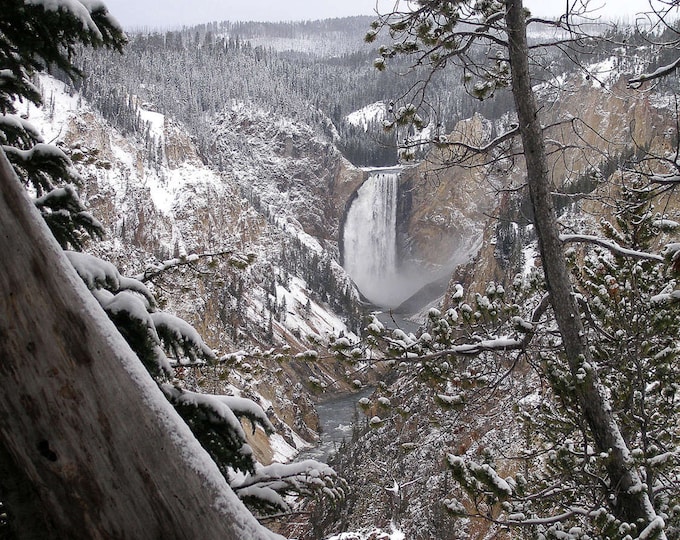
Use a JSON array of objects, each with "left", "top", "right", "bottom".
[
  {"left": 560, "top": 234, "right": 664, "bottom": 262},
  {"left": 419, "top": 294, "right": 550, "bottom": 360},
  {"left": 503, "top": 508, "right": 591, "bottom": 527},
  {"left": 628, "top": 55, "right": 680, "bottom": 88},
  {"left": 134, "top": 249, "right": 236, "bottom": 283},
  {"left": 433, "top": 123, "right": 519, "bottom": 154},
  {"left": 361, "top": 294, "right": 551, "bottom": 364},
  {"left": 255, "top": 510, "right": 312, "bottom": 523},
  {"left": 648, "top": 172, "right": 680, "bottom": 185}
]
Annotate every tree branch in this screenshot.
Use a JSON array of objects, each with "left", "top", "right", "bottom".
[
  {"left": 628, "top": 55, "right": 680, "bottom": 88},
  {"left": 560, "top": 234, "right": 664, "bottom": 262},
  {"left": 134, "top": 249, "right": 235, "bottom": 283}
]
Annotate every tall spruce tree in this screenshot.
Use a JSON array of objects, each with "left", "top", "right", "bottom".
[{"left": 367, "top": 0, "right": 668, "bottom": 537}]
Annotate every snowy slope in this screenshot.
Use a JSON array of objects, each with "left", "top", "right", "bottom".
[
  {"left": 25, "top": 74, "right": 370, "bottom": 464},
  {"left": 345, "top": 101, "right": 387, "bottom": 132}
]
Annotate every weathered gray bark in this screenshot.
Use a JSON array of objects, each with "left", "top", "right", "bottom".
[
  {"left": 505, "top": 0, "right": 662, "bottom": 532},
  {"left": 0, "top": 150, "right": 279, "bottom": 539}
]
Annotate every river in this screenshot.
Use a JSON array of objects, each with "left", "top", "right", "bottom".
[
  {"left": 297, "top": 314, "right": 419, "bottom": 463},
  {"left": 299, "top": 387, "right": 374, "bottom": 462}
]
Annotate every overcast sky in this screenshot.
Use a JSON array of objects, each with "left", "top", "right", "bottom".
[{"left": 103, "top": 0, "right": 660, "bottom": 30}]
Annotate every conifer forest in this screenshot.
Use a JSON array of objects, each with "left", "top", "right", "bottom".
[{"left": 1, "top": 1, "right": 680, "bottom": 539}]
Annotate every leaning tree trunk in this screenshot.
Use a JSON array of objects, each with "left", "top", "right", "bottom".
[
  {"left": 505, "top": 0, "right": 662, "bottom": 533},
  {"left": 0, "top": 150, "right": 281, "bottom": 539}
]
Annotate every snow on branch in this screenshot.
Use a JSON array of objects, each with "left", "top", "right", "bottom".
[
  {"left": 67, "top": 252, "right": 155, "bottom": 308},
  {"left": 161, "top": 384, "right": 262, "bottom": 475},
  {"left": 105, "top": 291, "right": 159, "bottom": 341},
  {"left": 358, "top": 294, "right": 551, "bottom": 365},
  {"left": 150, "top": 312, "right": 216, "bottom": 364},
  {"left": 234, "top": 460, "right": 339, "bottom": 491},
  {"left": 650, "top": 287, "right": 680, "bottom": 305},
  {"left": 382, "top": 332, "right": 525, "bottom": 362},
  {"left": 504, "top": 509, "right": 591, "bottom": 526},
  {"left": 4, "top": 142, "right": 80, "bottom": 194},
  {"left": 24, "top": 0, "right": 123, "bottom": 42},
  {"left": 447, "top": 336, "right": 524, "bottom": 356},
  {"left": 218, "top": 396, "right": 275, "bottom": 435},
  {"left": 2, "top": 142, "right": 71, "bottom": 166},
  {"left": 35, "top": 185, "right": 85, "bottom": 212},
  {"left": 446, "top": 454, "right": 513, "bottom": 502},
  {"left": 134, "top": 249, "right": 239, "bottom": 283},
  {"left": 34, "top": 186, "right": 104, "bottom": 248},
  {"left": 648, "top": 172, "right": 680, "bottom": 185},
  {"left": 628, "top": 56, "right": 680, "bottom": 88},
  {"left": 118, "top": 276, "right": 156, "bottom": 310},
  {"left": 0, "top": 114, "right": 44, "bottom": 146},
  {"left": 160, "top": 385, "right": 274, "bottom": 439},
  {"left": 231, "top": 459, "right": 346, "bottom": 514},
  {"left": 66, "top": 251, "right": 220, "bottom": 374},
  {"left": 436, "top": 123, "right": 519, "bottom": 154},
  {"left": 663, "top": 242, "right": 680, "bottom": 264},
  {"left": 560, "top": 234, "right": 664, "bottom": 262},
  {"left": 65, "top": 250, "right": 121, "bottom": 290},
  {"left": 65, "top": 250, "right": 234, "bottom": 375},
  {"left": 99, "top": 290, "right": 173, "bottom": 377},
  {"left": 638, "top": 516, "right": 667, "bottom": 539}
]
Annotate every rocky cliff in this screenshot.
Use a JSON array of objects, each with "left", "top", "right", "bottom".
[
  {"left": 438, "top": 74, "right": 676, "bottom": 304},
  {"left": 30, "top": 75, "right": 380, "bottom": 467},
  {"left": 308, "top": 71, "right": 680, "bottom": 539},
  {"left": 209, "top": 104, "right": 367, "bottom": 258}
]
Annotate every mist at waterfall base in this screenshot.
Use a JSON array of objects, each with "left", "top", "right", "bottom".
[{"left": 343, "top": 170, "right": 446, "bottom": 309}]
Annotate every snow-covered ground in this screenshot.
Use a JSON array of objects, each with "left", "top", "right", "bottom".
[
  {"left": 23, "top": 75, "right": 369, "bottom": 467},
  {"left": 326, "top": 524, "right": 405, "bottom": 540}
]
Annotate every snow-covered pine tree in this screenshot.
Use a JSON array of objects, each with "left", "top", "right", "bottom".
[
  {"left": 564, "top": 183, "right": 680, "bottom": 534},
  {"left": 0, "top": 145, "right": 289, "bottom": 539},
  {"left": 438, "top": 182, "right": 680, "bottom": 538},
  {"left": 451, "top": 180, "right": 680, "bottom": 538},
  {"left": 0, "top": 0, "right": 125, "bottom": 249},
  {"left": 367, "top": 0, "right": 668, "bottom": 536},
  {"left": 0, "top": 1, "right": 344, "bottom": 536}
]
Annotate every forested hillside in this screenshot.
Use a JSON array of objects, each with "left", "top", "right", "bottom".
[
  {"left": 66, "top": 17, "right": 522, "bottom": 167},
  {"left": 4, "top": 2, "right": 680, "bottom": 539}
]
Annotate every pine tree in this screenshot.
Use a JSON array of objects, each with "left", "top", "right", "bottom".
[
  {"left": 566, "top": 183, "right": 680, "bottom": 533},
  {"left": 0, "top": 1, "right": 344, "bottom": 536},
  {"left": 0, "top": 0, "right": 125, "bottom": 249},
  {"left": 367, "top": 0, "right": 668, "bottom": 536}
]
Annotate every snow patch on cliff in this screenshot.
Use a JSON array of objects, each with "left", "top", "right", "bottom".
[{"left": 346, "top": 101, "right": 387, "bottom": 132}]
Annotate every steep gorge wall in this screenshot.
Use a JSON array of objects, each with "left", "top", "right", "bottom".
[
  {"left": 36, "top": 84, "right": 379, "bottom": 467},
  {"left": 398, "top": 114, "right": 504, "bottom": 273},
  {"left": 440, "top": 75, "right": 676, "bottom": 304},
  {"left": 210, "top": 105, "right": 366, "bottom": 257}
]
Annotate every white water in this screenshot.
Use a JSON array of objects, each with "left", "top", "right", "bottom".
[
  {"left": 343, "top": 169, "right": 485, "bottom": 310},
  {"left": 343, "top": 171, "right": 402, "bottom": 307}
]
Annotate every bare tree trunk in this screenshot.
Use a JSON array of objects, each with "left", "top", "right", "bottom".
[
  {"left": 505, "top": 0, "right": 662, "bottom": 533},
  {"left": 0, "top": 150, "right": 280, "bottom": 539}
]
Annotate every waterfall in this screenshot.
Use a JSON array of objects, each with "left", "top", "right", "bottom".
[{"left": 343, "top": 171, "right": 400, "bottom": 307}]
